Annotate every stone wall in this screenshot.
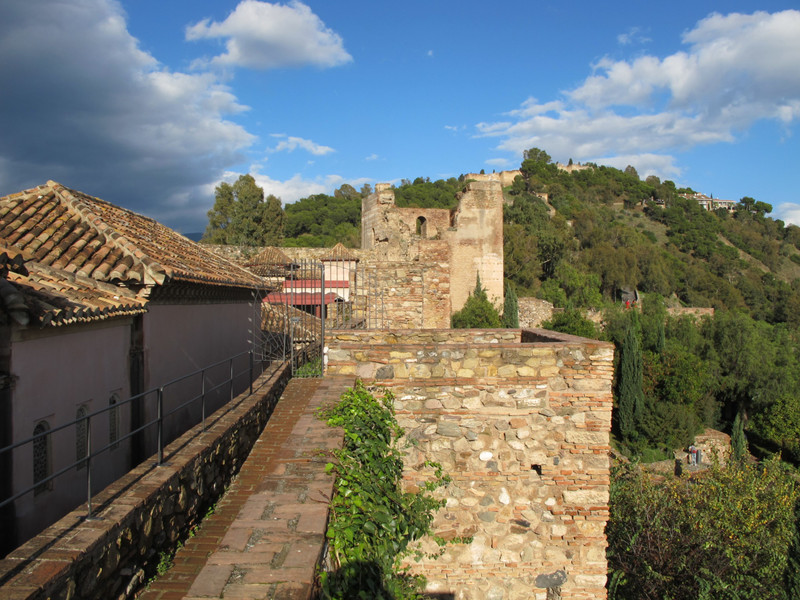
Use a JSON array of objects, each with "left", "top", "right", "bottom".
[
  {"left": 326, "top": 328, "right": 614, "bottom": 600},
  {"left": 518, "top": 297, "right": 555, "bottom": 328},
  {"left": 360, "top": 181, "right": 504, "bottom": 323},
  {"left": 464, "top": 170, "right": 522, "bottom": 189},
  {"left": 0, "top": 362, "right": 292, "bottom": 600}
]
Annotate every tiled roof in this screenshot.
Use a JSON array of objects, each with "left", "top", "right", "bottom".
[
  {"left": 245, "top": 247, "right": 293, "bottom": 277},
  {"left": 283, "top": 279, "right": 349, "bottom": 289},
  {"left": 8, "top": 263, "right": 147, "bottom": 327},
  {"left": 0, "top": 247, "right": 146, "bottom": 327},
  {"left": 0, "top": 182, "right": 263, "bottom": 289},
  {"left": 322, "top": 243, "right": 357, "bottom": 262}
]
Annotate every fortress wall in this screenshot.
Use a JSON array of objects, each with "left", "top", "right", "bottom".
[
  {"left": 447, "top": 181, "right": 504, "bottom": 311},
  {"left": 359, "top": 181, "right": 505, "bottom": 323},
  {"left": 360, "top": 244, "right": 451, "bottom": 329},
  {"left": 326, "top": 328, "right": 614, "bottom": 600}
]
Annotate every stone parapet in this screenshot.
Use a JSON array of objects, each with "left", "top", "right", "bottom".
[{"left": 326, "top": 328, "right": 614, "bottom": 600}]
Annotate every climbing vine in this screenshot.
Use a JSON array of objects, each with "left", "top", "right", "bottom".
[{"left": 319, "top": 381, "right": 450, "bottom": 599}]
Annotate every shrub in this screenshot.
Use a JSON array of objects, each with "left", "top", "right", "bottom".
[
  {"left": 608, "top": 458, "right": 798, "bottom": 600},
  {"left": 319, "top": 382, "right": 450, "bottom": 599}
]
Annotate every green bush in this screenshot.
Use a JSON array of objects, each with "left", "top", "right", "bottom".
[
  {"left": 319, "top": 382, "right": 450, "bottom": 599},
  {"left": 451, "top": 275, "right": 501, "bottom": 328},
  {"left": 608, "top": 458, "right": 798, "bottom": 600}
]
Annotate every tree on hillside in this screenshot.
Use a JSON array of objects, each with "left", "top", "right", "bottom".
[
  {"left": 203, "top": 174, "right": 285, "bottom": 246},
  {"left": 451, "top": 275, "right": 501, "bottom": 329},
  {"left": 731, "top": 411, "right": 747, "bottom": 462},
  {"left": 502, "top": 282, "right": 519, "bottom": 328},
  {"left": 617, "top": 319, "right": 644, "bottom": 443},
  {"left": 523, "top": 147, "right": 551, "bottom": 164}
]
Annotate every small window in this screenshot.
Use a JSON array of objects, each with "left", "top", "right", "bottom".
[
  {"left": 416, "top": 216, "right": 427, "bottom": 238},
  {"left": 76, "top": 405, "right": 89, "bottom": 470},
  {"left": 109, "top": 394, "right": 120, "bottom": 450},
  {"left": 33, "top": 420, "right": 52, "bottom": 495}
]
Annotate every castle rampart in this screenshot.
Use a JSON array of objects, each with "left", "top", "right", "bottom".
[
  {"left": 361, "top": 180, "right": 504, "bottom": 326},
  {"left": 326, "top": 328, "right": 614, "bottom": 600}
]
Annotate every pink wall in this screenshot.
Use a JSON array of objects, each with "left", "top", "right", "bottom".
[
  {"left": 10, "top": 320, "right": 133, "bottom": 543},
  {"left": 142, "top": 302, "right": 255, "bottom": 445}
]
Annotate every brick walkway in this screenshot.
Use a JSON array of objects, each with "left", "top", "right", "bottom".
[{"left": 140, "top": 376, "right": 353, "bottom": 600}]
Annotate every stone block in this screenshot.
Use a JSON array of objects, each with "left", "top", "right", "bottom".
[
  {"left": 565, "top": 430, "right": 608, "bottom": 445},
  {"left": 562, "top": 489, "right": 609, "bottom": 506}
]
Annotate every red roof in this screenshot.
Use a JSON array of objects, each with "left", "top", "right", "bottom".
[
  {"left": 282, "top": 279, "right": 349, "bottom": 289},
  {"left": 263, "top": 292, "right": 341, "bottom": 306}
]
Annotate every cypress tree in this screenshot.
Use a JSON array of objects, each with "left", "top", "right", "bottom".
[
  {"left": 618, "top": 322, "right": 644, "bottom": 442},
  {"left": 731, "top": 411, "right": 747, "bottom": 462},
  {"left": 502, "top": 282, "right": 519, "bottom": 328},
  {"left": 451, "top": 274, "right": 501, "bottom": 329}
]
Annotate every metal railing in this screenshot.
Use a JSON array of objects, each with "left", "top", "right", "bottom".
[{"left": 0, "top": 349, "right": 269, "bottom": 519}]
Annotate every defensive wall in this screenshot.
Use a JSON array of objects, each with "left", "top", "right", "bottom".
[
  {"left": 0, "top": 361, "right": 292, "bottom": 600},
  {"left": 326, "top": 328, "right": 614, "bottom": 600},
  {"left": 361, "top": 180, "right": 504, "bottom": 326}
]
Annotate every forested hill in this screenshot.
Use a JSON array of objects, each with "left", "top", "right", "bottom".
[{"left": 281, "top": 150, "right": 800, "bottom": 463}]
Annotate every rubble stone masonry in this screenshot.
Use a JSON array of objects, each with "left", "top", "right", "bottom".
[{"left": 326, "top": 328, "right": 614, "bottom": 600}]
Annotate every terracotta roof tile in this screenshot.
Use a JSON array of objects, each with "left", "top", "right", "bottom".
[
  {"left": 0, "top": 182, "right": 264, "bottom": 290},
  {"left": 245, "top": 246, "right": 293, "bottom": 277},
  {"left": 0, "top": 248, "right": 147, "bottom": 327},
  {"left": 322, "top": 242, "right": 357, "bottom": 262}
]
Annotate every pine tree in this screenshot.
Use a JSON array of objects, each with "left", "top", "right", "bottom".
[
  {"left": 731, "top": 411, "right": 747, "bottom": 462},
  {"left": 451, "top": 274, "right": 501, "bottom": 329},
  {"left": 502, "top": 282, "right": 519, "bottom": 328},
  {"left": 202, "top": 174, "right": 285, "bottom": 246},
  {"left": 618, "top": 322, "right": 644, "bottom": 442}
]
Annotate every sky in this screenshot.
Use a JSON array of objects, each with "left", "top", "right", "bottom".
[{"left": 1, "top": 1, "right": 799, "bottom": 234}]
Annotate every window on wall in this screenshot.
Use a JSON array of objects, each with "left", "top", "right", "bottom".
[
  {"left": 416, "top": 216, "right": 427, "bottom": 238},
  {"left": 76, "top": 405, "right": 89, "bottom": 470},
  {"left": 33, "top": 420, "right": 51, "bottom": 496},
  {"left": 109, "top": 394, "right": 120, "bottom": 450}
]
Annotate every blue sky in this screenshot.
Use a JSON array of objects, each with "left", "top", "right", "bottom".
[{"left": 1, "top": 1, "right": 799, "bottom": 234}]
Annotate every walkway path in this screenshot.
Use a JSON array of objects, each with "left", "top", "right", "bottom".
[{"left": 139, "top": 375, "right": 353, "bottom": 600}]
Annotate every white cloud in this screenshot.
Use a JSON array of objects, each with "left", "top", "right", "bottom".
[
  {"left": 186, "top": 0, "right": 352, "bottom": 70},
  {"left": 0, "top": 0, "right": 256, "bottom": 232},
  {"left": 476, "top": 10, "right": 800, "bottom": 181},
  {"left": 365, "top": 153, "right": 380, "bottom": 161},
  {"left": 592, "top": 154, "right": 682, "bottom": 180},
  {"left": 773, "top": 202, "right": 800, "bottom": 227},
  {"left": 223, "top": 170, "right": 370, "bottom": 204},
  {"left": 268, "top": 135, "right": 335, "bottom": 156},
  {"left": 485, "top": 158, "right": 512, "bottom": 168},
  {"left": 617, "top": 26, "right": 651, "bottom": 46}
]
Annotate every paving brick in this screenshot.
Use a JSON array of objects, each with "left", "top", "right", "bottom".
[{"left": 142, "top": 377, "right": 350, "bottom": 599}]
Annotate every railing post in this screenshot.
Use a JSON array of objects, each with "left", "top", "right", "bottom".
[
  {"left": 249, "top": 350, "right": 254, "bottom": 395},
  {"left": 86, "top": 415, "right": 93, "bottom": 519},
  {"left": 157, "top": 387, "right": 164, "bottom": 465},
  {"left": 201, "top": 369, "right": 206, "bottom": 432},
  {"left": 230, "top": 357, "right": 234, "bottom": 402},
  {"left": 320, "top": 261, "right": 325, "bottom": 374}
]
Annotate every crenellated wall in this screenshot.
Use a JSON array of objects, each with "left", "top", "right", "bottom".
[{"left": 326, "top": 328, "right": 614, "bottom": 600}]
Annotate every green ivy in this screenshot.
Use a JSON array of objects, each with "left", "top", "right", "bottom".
[{"left": 319, "top": 381, "right": 450, "bottom": 599}]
